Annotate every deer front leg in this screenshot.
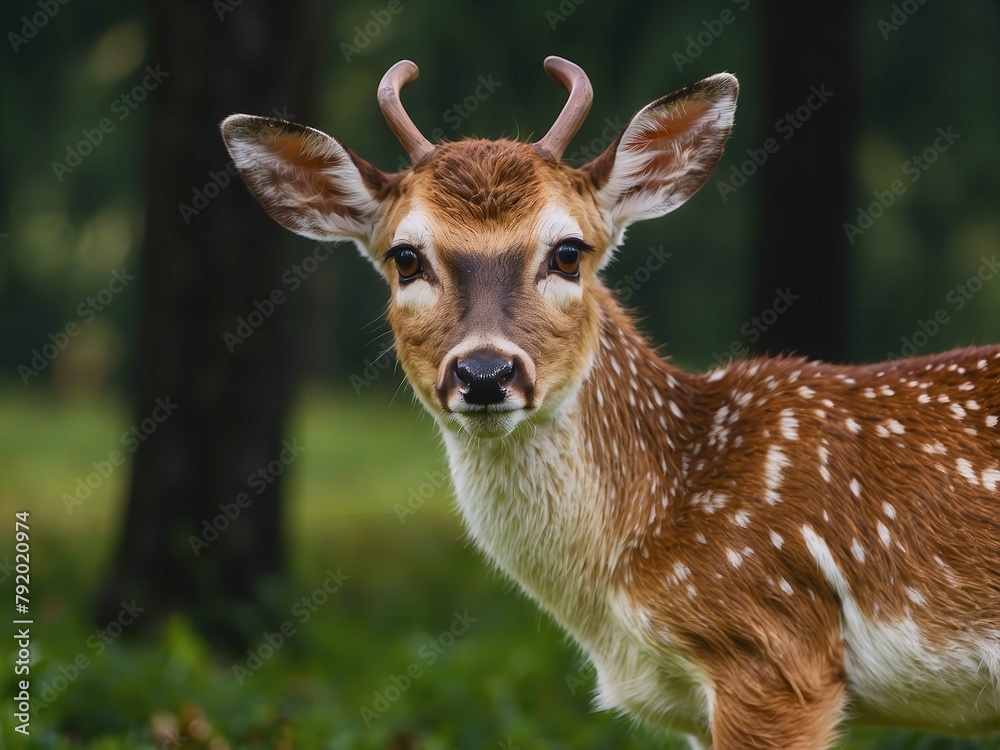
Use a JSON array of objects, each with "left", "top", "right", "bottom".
[{"left": 708, "top": 661, "right": 847, "bottom": 749}]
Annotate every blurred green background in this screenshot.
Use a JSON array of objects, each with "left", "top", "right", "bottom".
[{"left": 1, "top": 0, "right": 999, "bottom": 748}]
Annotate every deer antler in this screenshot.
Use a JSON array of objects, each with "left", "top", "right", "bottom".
[
  {"left": 378, "top": 60, "right": 434, "bottom": 163},
  {"left": 536, "top": 56, "right": 594, "bottom": 161}
]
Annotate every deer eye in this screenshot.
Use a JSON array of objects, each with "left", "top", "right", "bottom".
[
  {"left": 391, "top": 245, "right": 423, "bottom": 281},
  {"left": 550, "top": 240, "right": 583, "bottom": 278}
]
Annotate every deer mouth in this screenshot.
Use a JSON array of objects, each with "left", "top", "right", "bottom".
[
  {"left": 451, "top": 402, "right": 524, "bottom": 415},
  {"left": 445, "top": 402, "right": 530, "bottom": 438}
]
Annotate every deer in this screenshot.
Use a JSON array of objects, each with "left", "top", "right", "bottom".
[{"left": 220, "top": 57, "right": 1000, "bottom": 749}]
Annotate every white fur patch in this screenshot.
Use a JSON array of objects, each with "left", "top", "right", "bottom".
[
  {"left": 763, "top": 445, "right": 789, "bottom": 505},
  {"left": 801, "top": 524, "right": 1000, "bottom": 729},
  {"left": 395, "top": 279, "right": 438, "bottom": 311},
  {"left": 391, "top": 207, "right": 440, "bottom": 311},
  {"left": 534, "top": 206, "right": 589, "bottom": 297},
  {"left": 599, "top": 590, "right": 714, "bottom": 738}
]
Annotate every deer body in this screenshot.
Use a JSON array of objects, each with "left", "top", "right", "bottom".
[
  {"left": 447, "top": 292, "right": 1000, "bottom": 745},
  {"left": 222, "top": 59, "right": 1000, "bottom": 748}
]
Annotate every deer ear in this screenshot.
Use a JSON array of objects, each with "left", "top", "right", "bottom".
[
  {"left": 220, "top": 115, "right": 392, "bottom": 250},
  {"left": 582, "top": 73, "right": 738, "bottom": 236}
]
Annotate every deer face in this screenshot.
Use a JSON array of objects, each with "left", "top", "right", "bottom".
[{"left": 222, "top": 59, "right": 738, "bottom": 438}]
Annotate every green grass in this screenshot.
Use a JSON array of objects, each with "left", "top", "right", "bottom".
[{"left": 0, "top": 387, "right": 997, "bottom": 749}]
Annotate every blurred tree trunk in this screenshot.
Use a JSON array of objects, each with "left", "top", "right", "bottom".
[
  {"left": 752, "top": 2, "right": 860, "bottom": 363},
  {"left": 97, "top": 0, "right": 324, "bottom": 648}
]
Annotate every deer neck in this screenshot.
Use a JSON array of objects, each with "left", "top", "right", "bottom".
[{"left": 440, "top": 291, "right": 692, "bottom": 647}]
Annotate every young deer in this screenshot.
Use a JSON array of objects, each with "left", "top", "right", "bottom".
[{"left": 222, "top": 58, "right": 1000, "bottom": 748}]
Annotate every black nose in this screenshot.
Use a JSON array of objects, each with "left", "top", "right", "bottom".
[{"left": 454, "top": 350, "right": 514, "bottom": 405}]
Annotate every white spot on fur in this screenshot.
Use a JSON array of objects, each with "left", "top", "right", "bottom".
[
  {"left": 846, "top": 418, "right": 861, "bottom": 434},
  {"left": 673, "top": 561, "right": 691, "bottom": 582},
  {"left": 956, "top": 458, "right": 979, "bottom": 485},
  {"left": 691, "top": 490, "right": 729, "bottom": 513},
  {"left": 731, "top": 510, "right": 751, "bottom": 528},
  {"left": 780, "top": 410, "right": 799, "bottom": 441},
  {"left": 770, "top": 530, "right": 784, "bottom": 549},
  {"left": 982, "top": 468, "right": 1000, "bottom": 492},
  {"left": 851, "top": 538, "right": 866, "bottom": 563},
  {"left": 850, "top": 478, "right": 861, "bottom": 497},
  {"left": 764, "top": 446, "right": 790, "bottom": 505},
  {"left": 877, "top": 522, "right": 891, "bottom": 548}
]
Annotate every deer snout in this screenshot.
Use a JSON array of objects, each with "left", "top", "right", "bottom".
[
  {"left": 454, "top": 351, "right": 514, "bottom": 405},
  {"left": 437, "top": 342, "right": 536, "bottom": 412}
]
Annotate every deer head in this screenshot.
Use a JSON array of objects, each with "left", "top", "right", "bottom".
[{"left": 221, "top": 58, "right": 738, "bottom": 438}]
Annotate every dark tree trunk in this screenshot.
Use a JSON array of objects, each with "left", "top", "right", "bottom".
[
  {"left": 752, "top": 2, "right": 860, "bottom": 363},
  {"left": 97, "top": 0, "right": 324, "bottom": 648}
]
